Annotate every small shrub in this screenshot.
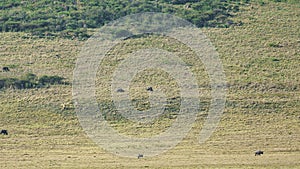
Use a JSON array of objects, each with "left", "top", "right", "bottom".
[
  {"left": 271, "top": 58, "right": 280, "bottom": 62},
  {"left": 22, "top": 73, "right": 37, "bottom": 82},
  {"left": 38, "top": 75, "right": 65, "bottom": 85},
  {"left": 13, "top": 79, "right": 34, "bottom": 89},
  {"left": 268, "top": 42, "right": 282, "bottom": 48}
]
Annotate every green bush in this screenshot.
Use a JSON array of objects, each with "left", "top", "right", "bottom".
[
  {"left": 0, "top": 0, "right": 251, "bottom": 39},
  {"left": 0, "top": 73, "right": 67, "bottom": 90}
]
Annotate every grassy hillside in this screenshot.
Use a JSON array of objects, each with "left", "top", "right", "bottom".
[
  {"left": 0, "top": 0, "right": 248, "bottom": 39},
  {"left": 0, "top": 0, "right": 299, "bottom": 168}
]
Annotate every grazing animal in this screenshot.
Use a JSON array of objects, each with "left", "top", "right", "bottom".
[
  {"left": 137, "top": 154, "right": 143, "bottom": 159},
  {"left": 146, "top": 87, "right": 153, "bottom": 92},
  {"left": 116, "top": 88, "right": 125, "bottom": 92},
  {"left": 0, "top": 129, "right": 8, "bottom": 135},
  {"left": 255, "top": 150, "right": 263, "bottom": 156},
  {"left": 2, "top": 67, "right": 10, "bottom": 72}
]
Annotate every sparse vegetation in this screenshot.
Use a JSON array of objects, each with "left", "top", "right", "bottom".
[{"left": 0, "top": 73, "right": 67, "bottom": 90}]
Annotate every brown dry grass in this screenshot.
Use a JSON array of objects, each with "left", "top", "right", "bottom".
[{"left": 0, "top": 1, "right": 299, "bottom": 168}]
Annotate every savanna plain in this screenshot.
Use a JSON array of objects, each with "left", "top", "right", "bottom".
[{"left": 0, "top": 1, "right": 299, "bottom": 168}]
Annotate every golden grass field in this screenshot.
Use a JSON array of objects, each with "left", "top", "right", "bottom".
[{"left": 0, "top": 1, "right": 299, "bottom": 168}]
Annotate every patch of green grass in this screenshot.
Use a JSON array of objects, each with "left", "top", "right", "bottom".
[{"left": 268, "top": 42, "right": 283, "bottom": 48}]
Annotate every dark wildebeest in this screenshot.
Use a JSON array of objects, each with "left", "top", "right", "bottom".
[
  {"left": 137, "top": 154, "right": 143, "bottom": 159},
  {"left": 146, "top": 87, "right": 153, "bottom": 92},
  {"left": 255, "top": 150, "right": 263, "bottom": 156},
  {"left": 0, "top": 129, "right": 8, "bottom": 135},
  {"left": 2, "top": 67, "right": 10, "bottom": 72},
  {"left": 116, "top": 88, "right": 125, "bottom": 92}
]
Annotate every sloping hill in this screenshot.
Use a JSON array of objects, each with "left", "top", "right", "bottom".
[{"left": 0, "top": 0, "right": 299, "bottom": 168}]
